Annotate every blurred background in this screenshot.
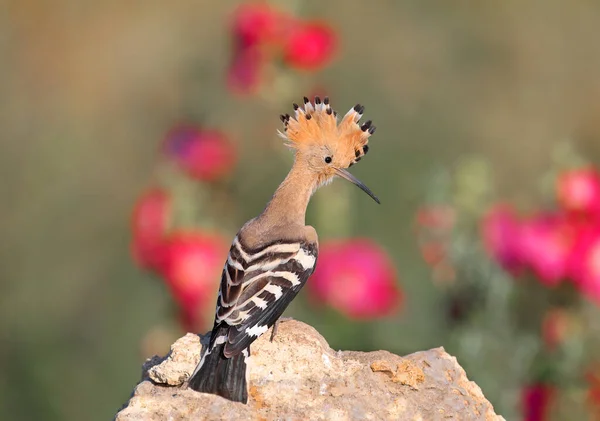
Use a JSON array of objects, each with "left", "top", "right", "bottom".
[{"left": 2, "top": 1, "right": 600, "bottom": 420}]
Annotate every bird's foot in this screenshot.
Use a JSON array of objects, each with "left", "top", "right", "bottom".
[{"left": 270, "top": 317, "right": 294, "bottom": 342}]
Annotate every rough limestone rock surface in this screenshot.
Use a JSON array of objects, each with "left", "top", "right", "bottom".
[{"left": 116, "top": 320, "right": 505, "bottom": 421}]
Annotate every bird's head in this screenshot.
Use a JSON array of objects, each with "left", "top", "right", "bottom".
[{"left": 278, "top": 96, "right": 380, "bottom": 204}]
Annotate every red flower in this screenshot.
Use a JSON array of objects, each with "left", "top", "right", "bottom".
[
  {"left": 130, "top": 188, "right": 171, "bottom": 272},
  {"left": 283, "top": 21, "right": 337, "bottom": 71},
  {"left": 231, "top": 3, "right": 289, "bottom": 49},
  {"left": 415, "top": 205, "right": 456, "bottom": 283},
  {"left": 308, "top": 239, "right": 402, "bottom": 319},
  {"left": 160, "top": 231, "right": 228, "bottom": 329},
  {"left": 415, "top": 205, "right": 456, "bottom": 231},
  {"left": 541, "top": 308, "right": 569, "bottom": 351},
  {"left": 227, "top": 3, "right": 294, "bottom": 94},
  {"left": 415, "top": 205, "right": 455, "bottom": 265},
  {"left": 587, "top": 367, "right": 600, "bottom": 413},
  {"left": 481, "top": 204, "right": 524, "bottom": 274},
  {"left": 163, "top": 126, "right": 236, "bottom": 182},
  {"left": 569, "top": 226, "right": 600, "bottom": 305},
  {"left": 227, "top": 46, "right": 265, "bottom": 95},
  {"left": 519, "top": 213, "right": 576, "bottom": 287},
  {"left": 227, "top": 4, "right": 337, "bottom": 93},
  {"left": 178, "top": 307, "right": 205, "bottom": 334},
  {"left": 521, "top": 383, "right": 555, "bottom": 421},
  {"left": 557, "top": 167, "right": 600, "bottom": 216}
]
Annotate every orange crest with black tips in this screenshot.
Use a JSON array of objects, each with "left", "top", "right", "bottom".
[{"left": 278, "top": 96, "right": 375, "bottom": 167}]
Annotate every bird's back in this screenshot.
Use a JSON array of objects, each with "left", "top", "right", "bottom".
[
  {"left": 213, "top": 220, "right": 318, "bottom": 356},
  {"left": 187, "top": 221, "right": 318, "bottom": 403}
]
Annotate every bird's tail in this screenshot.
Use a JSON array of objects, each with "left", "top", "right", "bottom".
[{"left": 187, "top": 329, "right": 249, "bottom": 404}]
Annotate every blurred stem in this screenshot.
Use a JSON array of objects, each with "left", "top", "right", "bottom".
[{"left": 453, "top": 155, "right": 493, "bottom": 218}]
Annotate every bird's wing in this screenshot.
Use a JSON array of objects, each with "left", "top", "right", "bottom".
[{"left": 212, "top": 235, "right": 318, "bottom": 357}]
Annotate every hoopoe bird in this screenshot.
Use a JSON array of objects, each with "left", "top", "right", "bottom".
[{"left": 187, "top": 96, "right": 379, "bottom": 404}]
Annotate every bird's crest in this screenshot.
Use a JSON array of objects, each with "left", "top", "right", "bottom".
[{"left": 278, "top": 96, "right": 375, "bottom": 165}]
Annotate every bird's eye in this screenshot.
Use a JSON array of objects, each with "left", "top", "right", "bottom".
[{"left": 324, "top": 156, "right": 332, "bottom": 164}]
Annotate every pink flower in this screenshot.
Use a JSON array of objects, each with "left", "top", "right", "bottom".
[
  {"left": 556, "top": 167, "right": 600, "bottom": 216},
  {"left": 308, "top": 239, "right": 402, "bottom": 319},
  {"left": 163, "top": 126, "right": 236, "bottom": 182},
  {"left": 130, "top": 188, "right": 171, "bottom": 272},
  {"left": 160, "top": 231, "right": 228, "bottom": 329},
  {"left": 521, "top": 383, "right": 555, "bottom": 421},
  {"left": 481, "top": 204, "right": 524, "bottom": 274},
  {"left": 283, "top": 21, "right": 337, "bottom": 71},
  {"left": 519, "top": 213, "right": 576, "bottom": 287},
  {"left": 569, "top": 226, "right": 600, "bottom": 305}
]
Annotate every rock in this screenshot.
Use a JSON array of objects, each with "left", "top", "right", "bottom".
[{"left": 116, "top": 320, "right": 505, "bottom": 421}]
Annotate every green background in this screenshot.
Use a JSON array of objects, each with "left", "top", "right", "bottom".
[{"left": 2, "top": 1, "right": 600, "bottom": 420}]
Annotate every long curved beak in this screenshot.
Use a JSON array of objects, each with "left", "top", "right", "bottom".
[{"left": 334, "top": 168, "right": 380, "bottom": 204}]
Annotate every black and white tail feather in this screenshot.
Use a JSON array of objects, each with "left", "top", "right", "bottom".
[{"left": 187, "top": 235, "right": 317, "bottom": 403}]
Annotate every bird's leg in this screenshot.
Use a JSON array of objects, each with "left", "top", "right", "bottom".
[{"left": 270, "top": 317, "right": 294, "bottom": 342}]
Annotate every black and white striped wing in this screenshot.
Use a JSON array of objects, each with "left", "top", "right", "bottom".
[{"left": 212, "top": 236, "right": 317, "bottom": 357}]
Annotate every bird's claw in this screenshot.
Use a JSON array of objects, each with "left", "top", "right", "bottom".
[{"left": 270, "top": 317, "right": 293, "bottom": 342}]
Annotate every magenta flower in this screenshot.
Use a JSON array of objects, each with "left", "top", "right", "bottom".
[
  {"left": 521, "top": 383, "right": 555, "bottom": 421},
  {"left": 556, "top": 167, "right": 600, "bottom": 217},
  {"left": 569, "top": 226, "right": 600, "bottom": 305},
  {"left": 308, "top": 239, "right": 402, "bottom": 319},
  {"left": 519, "top": 213, "right": 575, "bottom": 287},
  {"left": 163, "top": 126, "right": 236, "bottom": 182},
  {"left": 481, "top": 204, "right": 524, "bottom": 274}
]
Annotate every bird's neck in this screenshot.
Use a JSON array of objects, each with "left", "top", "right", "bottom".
[{"left": 259, "top": 159, "right": 319, "bottom": 227}]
